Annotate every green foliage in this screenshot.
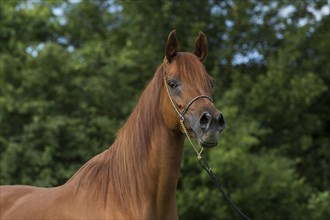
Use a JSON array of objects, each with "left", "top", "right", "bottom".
[
  {"left": 1, "top": 0, "right": 329, "bottom": 219},
  {"left": 308, "top": 191, "right": 330, "bottom": 220},
  {"left": 179, "top": 149, "right": 312, "bottom": 220}
]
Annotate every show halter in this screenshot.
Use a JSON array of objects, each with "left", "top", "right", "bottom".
[
  {"left": 164, "top": 76, "right": 252, "bottom": 220},
  {"left": 163, "top": 77, "right": 212, "bottom": 159}
]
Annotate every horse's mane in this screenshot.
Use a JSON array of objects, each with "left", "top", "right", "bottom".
[{"left": 70, "top": 53, "right": 211, "bottom": 211}]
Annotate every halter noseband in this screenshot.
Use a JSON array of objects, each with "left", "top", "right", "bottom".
[{"left": 163, "top": 77, "right": 213, "bottom": 123}]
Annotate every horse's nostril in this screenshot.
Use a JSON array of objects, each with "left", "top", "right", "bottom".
[
  {"left": 199, "top": 112, "right": 212, "bottom": 130},
  {"left": 216, "top": 113, "right": 225, "bottom": 131}
]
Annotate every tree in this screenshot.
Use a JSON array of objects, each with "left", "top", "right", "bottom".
[{"left": 1, "top": 0, "right": 329, "bottom": 219}]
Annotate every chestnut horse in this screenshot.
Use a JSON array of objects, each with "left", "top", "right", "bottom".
[{"left": 0, "top": 30, "right": 225, "bottom": 219}]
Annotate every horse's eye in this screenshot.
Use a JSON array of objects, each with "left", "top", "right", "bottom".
[
  {"left": 210, "top": 79, "right": 215, "bottom": 89},
  {"left": 168, "top": 80, "right": 177, "bottom": 89}
]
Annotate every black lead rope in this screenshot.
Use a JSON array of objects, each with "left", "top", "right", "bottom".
[{"left": 198, "top": 157, "right": 252, "bottom": 220}]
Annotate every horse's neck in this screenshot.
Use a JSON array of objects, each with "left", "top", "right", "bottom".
[
  {"left": 107, "top": 91, "right": 185, "bottom": 216},
  {"left": 148, "top": 126, "right": 184, "bottom": 217}
]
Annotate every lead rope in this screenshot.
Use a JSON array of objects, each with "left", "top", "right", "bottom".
[
  {"left": 164, "top": 77, "right": 252, "bottom": 220},
  {"left": 199, "top": 158, "right": 252, "bottom": 220}
]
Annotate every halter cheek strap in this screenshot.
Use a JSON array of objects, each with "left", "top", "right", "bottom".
[{"left": 163, "top": 77, "right": 213, "bottom": 158}]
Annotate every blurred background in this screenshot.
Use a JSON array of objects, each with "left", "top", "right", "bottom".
[{"left": 0, "top": 0, "right": 329, "bottom": 219}]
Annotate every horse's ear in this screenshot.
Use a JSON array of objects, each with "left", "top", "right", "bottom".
[
  {"left": 165, "top": 30, "right": 179, "bottom": 63},
  {"left": 193, "top": 31, "right": 208, "bottom": 62}
]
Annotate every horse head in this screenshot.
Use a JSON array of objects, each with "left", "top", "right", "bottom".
[{"left": 162, "top": 30, "right": 225, "bottom": 148}]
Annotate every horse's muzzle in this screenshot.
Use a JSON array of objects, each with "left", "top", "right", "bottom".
[{"left": 186, "top": 110, "right": 225, "bottom": 148}]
